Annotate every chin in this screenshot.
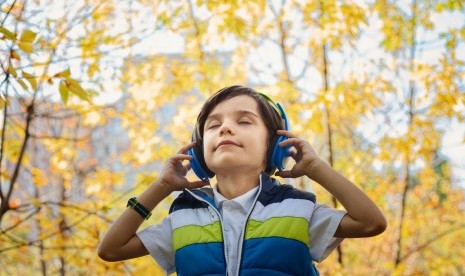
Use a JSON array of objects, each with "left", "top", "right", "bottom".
[{"left": 209, "top": 161, "right": 265, "bottom": 175}]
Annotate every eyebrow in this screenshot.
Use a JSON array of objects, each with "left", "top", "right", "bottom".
[{"left": 206, "top": 110, "right": 260, "bottom": 122}]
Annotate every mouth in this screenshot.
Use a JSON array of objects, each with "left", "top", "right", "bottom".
[{"left": 216, "top": 140, "right": 240, "bottom": 149}]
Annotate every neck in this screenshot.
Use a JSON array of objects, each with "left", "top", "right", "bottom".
[{"left": 215, "top": 170, "right": 262, "bottom": 199}]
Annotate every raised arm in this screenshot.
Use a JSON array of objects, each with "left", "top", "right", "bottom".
[
  {"left": 97, "top": 142, "right": 209, "bottom": 261},
  {"left": 304, "top": 159, "right": 387, "bottom": 238},
  {"left": 274, "top": 130, "right": 387, "bottom": 238}
]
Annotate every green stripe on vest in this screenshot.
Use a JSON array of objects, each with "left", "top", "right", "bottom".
[
  {"left": 173, "top": 221, "right": 223, "bottom": 251},
  {"left": 245, "top": 216, "right": 309, "bottom": 245}
]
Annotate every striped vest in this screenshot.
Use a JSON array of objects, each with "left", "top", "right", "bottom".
[{"left": 169, "top": 173, "right": 319, "bottom": 276}]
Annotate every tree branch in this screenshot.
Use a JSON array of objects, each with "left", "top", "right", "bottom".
[
  {"left": 399, "top": 223, "right": 465, "bottom": 263},
  {"left": 29, "top": 133, "right": 91, "bottom": 142},
  {"left": 0, "top": 103, "right": 34, "bottom": 225},
  {"left": 1, "top": 207, "right": 41, "bottom": 233},
  {"left": 0, "top": 78, "right": 9, "bottom": 202},
  {"left": 0, "top": 0, "right": 18, "bottom": 26}
]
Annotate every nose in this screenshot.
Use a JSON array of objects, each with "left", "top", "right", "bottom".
[{"left": 219, "top": 120, "right": 234, "bottom": 136}]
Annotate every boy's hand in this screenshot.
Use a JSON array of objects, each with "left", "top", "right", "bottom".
[
  {"left": 156, "top": 141, "right": 209, "bottom": 194},
  {"left": 274, "top": 130, "right": 322, "bottom": 179}
]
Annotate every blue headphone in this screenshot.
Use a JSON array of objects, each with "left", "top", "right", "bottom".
[{"left": 188, "top": 93, "right": 291, "bottom": 180}]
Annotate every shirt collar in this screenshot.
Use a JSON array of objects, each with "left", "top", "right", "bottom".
[{"left": 213, "top": 185, "right": 259, "bottom": 212}]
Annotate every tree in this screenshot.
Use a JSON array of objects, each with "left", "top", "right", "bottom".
[
  {"left": 374, "top": 0, "right": 465, "bottom": 273},
  {"left": 1, "top": 0, "right": 464, "bottom": 275},
  {"left": 0, "top": 0, "right": 147, "bottom": 274}
]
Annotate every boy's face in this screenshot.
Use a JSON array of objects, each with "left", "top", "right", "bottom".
[{"left": 203, "top": 95, "right": 269, "bottom": 176}]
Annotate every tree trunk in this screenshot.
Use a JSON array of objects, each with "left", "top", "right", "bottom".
[
  {"left": 395, "top": 0, "right": 417, "bottom": 267},
  {"left": 322, "top": 41, "right": 343, "bottom": 265}
]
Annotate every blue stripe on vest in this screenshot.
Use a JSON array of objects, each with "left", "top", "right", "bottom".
[
  {"left": 240, "top": 237, "right": 318, "bottom": 276},
  {"left": 175, "top": 242, "right": 226, "bottom": 276}
]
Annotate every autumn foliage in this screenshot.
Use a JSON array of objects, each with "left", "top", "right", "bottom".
[{"left": 1, "top": 0, "right": 464, "bottom": 275}]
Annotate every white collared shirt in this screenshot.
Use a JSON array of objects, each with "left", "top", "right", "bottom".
[{"left": 212, "top": 185, "right": 259, "bottom": 276}]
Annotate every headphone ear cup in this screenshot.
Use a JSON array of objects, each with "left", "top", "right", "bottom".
[
  {"left": 266, "top": 134, "right": 278, "bottom": 173},
  {"left": 188, "top": 136, "right": 215, "bottom": 181},
  {"left": 271, "top": 135, "right": 291, "bottom": 171}
]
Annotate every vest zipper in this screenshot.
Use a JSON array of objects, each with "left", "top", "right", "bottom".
[
  {"left": 234, "top": 175, "right": 263, "bottom": 276},
  {"left": 185, "top": 190, "right": 231, "bottom": 275}
]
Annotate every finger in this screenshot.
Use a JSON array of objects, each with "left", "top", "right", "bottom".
[
  {"left": 290, "top": 150, "right": 297, "bottom": 159},
  {"left": 187, "top": 180, "right": 210, "bottom": 189},
  {"left": 184, "top": 162, "right": 192, "bottom": 171},
  {"left": 278, "top": 137, "right": 303, "bottom": 148},
  {"left": 276, "top": 129, "right": 297, "bottom": 138},
  {"left": 274, "top": 170, "right": 294, "bottom": 178},
  {"left": 172, "top": 153, "right": 193, "bottom": 161},
  {"left": 178, "top": 141, "right": 197, "bottom": 154}
]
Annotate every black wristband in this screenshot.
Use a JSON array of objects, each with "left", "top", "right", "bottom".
[{"left": 127, "top": 197, "right": 152, "bottom": 220}]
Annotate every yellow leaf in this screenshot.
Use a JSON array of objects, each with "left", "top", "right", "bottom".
[
  {"left": 59, "top": 81, "right": 69, "bottom": 105},
  {"left": 67, "top": 79, "right": 89, "bottom": 101},
  {"left": 8, "top": 65, "right": 17, "bottom": 77},
  {"left": 20, "top": 29, "right": 37, "bottom": 43},
  {"left": 18, "top": 42, "right": 33, "bottom": 53},
  {"left": 31, "top": 198, "right": 41, "bottom": 208},
  {"left": 10, "top": 50, "right": 20, "bottom": 60},
  {"left": 0, "top": 97, "right": 6, "bottom": 109},
  {"left": 31, "top": 168, "right": 48, "bottom": 187},
  {"left": 22, "top": 71, "right": 37, "bottom": 90},
  {"left": 54, "top": 68, "right": 71, "bottom": 78},
  {"left": 87, "top": 62, "right": 98, "bottom": 78},
  {"left": 17, "top": 79, "right": 28, "bottom": 90}
]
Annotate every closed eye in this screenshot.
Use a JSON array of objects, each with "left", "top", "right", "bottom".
[
  {"left": 239, "top": 121, "right": 252, "bottom": 125},
  {"left": 208, "top": 124, "right": 220, "bottom": 129}
]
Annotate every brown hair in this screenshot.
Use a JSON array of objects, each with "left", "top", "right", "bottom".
[{"left": 192, "top": 85, "right": 285, "bottom": 175}]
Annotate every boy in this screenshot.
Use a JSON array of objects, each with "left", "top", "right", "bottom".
[{"left": 98, "top": 85, "right": 387, "bottom": 275}]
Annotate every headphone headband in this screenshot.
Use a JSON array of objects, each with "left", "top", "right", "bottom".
[{"left": 258, "top": 92, "right": 290, "bottom": 131}]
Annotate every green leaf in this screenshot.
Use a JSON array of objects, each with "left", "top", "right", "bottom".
[
  {"left": 20, "top": 29, "right": 37, "bottom": 43},
  {"left": 59, "top": 81, "right": 69, "bottom": 105},
  {"left": 0, "top": 27, "right": 16, "bottom": 40},
  {"left": 67, "top": 79, "right": 89, "bottom": 101},
  {"left": 22, "top": 71, "right": 37, "bottom": 91}
]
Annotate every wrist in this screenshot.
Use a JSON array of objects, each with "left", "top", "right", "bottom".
[
  {"left": 151, "top": 178, "right": 174, "bottom": 197},
  {"left": 127, "top": 197, "right": 152, "bottom": 220},
  {"left": 135, "top": 179, "right": 172, "bottom": 212},
  {"left": 305, "top": 158, "right": 326, "bottom": 179}
]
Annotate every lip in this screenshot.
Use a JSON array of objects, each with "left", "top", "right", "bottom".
[{"left": 216, "top": 140, "right": 240, "bottom": 149}]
